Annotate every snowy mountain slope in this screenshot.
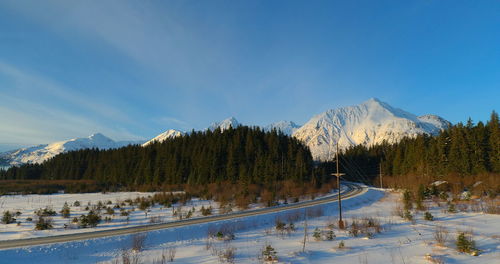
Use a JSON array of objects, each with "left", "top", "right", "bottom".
[
  {"left": 208, "top": 117, "right": 240, "bottom": 131},
  {"left": 1, "top": 99, "right": 450, "bottom": 166},
  {"left": 417, "top": 114, "right": 451, "bottom": 134},
  {"left": 0, "top": 133, "right": 140, "bottom": 166},
  {"left": 263, "top": 120, "right": 301, "bottom": 136},
  {"left": 292, "top": 98, "right": 450, "bottom": 160},
  {"left": 142, "top": 129, "right": 184, "bottom": 146}
]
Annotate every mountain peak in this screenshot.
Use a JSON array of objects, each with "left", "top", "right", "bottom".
[
  {"left": 208, "top": 117, "right": 240, "bottom": 131},
  {"left": 293, "top": 99, "right": 450, "bottom": 160},
  {"left": 142, "top": 129, "right": 184, "bottom": 146},
  {"left": 361, "top": 98, "right": 393, "bottom": 111},
  {"left": 365, "top": 97, "right": 382, "bottom": 104},
  {"left": 89, "top": 133, "right": 108, "bottom": 140},
  {"left": 264, "top": 120, "right": 301, "bottom": 135}
]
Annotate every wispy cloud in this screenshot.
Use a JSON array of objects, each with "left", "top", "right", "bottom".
[
  {"left": 1, "top": 0, "right": 242, "bottom": 132},
  {"left": 0, "top": 62, "right": 145, "bottom": 144},
  {"left": 0, "top": 61, "right": 133, "bottom": 124},
  {"left": 2, "top": 1, "right": 234, "bottom": 92}
]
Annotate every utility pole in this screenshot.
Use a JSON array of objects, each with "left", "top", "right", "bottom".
[
  {"left": 331, "top": 143, "right": 345, "bottom": 229},
  {"left": 379, "top": 162, "right": 383, "bottom": 189}
]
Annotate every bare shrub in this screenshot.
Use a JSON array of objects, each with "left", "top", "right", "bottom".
[
  {"left": 218, "top": 223, "right": 236, "bottom": 240},
  {"left": 425, "top": 254, "right": 445, "bottom": 264},
  {"left": 348, "top": 219, "right": 360, "bottom": 237},
  {"left": 149, "top": 216, "right": 162, "bottom": 223},
  {"left": 219, "top": 245, "right": 236, "bottom": 263},
  {"left": 483, "top": 199, "right": 500, "bottom": 214},
  {"left": 166, "top": 246, "right": 176, "bottom": 262},
  {"left": 131, "top": 233, "right": 147, "bottom": 252},
  {"left": 326, "top": 217, "right": 337, "bottom": 229},
  {"left": 120, "top": 249, "right": 141, "bottom": 264},
  {"left": 392, "top": 205, "right": 404, "bottom": 218},
  {"left": 207, "top": 224, "right": 218, "bottom": 238},
  {"left": 469, "top": 200, "right": 482, "bottom": 213},
  {"left": 360, "top": 217, "right": 383, "bottom": 235},
  {"left": 456, "top": 202, "right": 468, "bottom": 212},
  {"left": 205, "top": 236, "right": 213, "bottom": 251},
  {"left": 433, "top": 226, "right": 449, "bottom": 246}
]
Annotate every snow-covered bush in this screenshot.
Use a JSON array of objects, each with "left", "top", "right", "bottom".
[
  {"left": 424, "top": 211, "right": 434, "bottom": 221},
  {"left": 60, "top": 202, "right": 71, "bottom": 218},
  {"left": 262, "top": 244, "right": 277, "bottom": 262},
  {"left": 338, "top": 240, "right": 345, "bottom": 249},
  {"left": 35, "top": 216, "right": 53, "bottom": 230},
  {"left": 79, "top": 210, "right": 101, "bottom": 228},
  {"left": 1, "top": 211, "right": 16, "bottom": 224},
  {"left": 324, "top": 229, "right": 336, "bottom": 241},
  {"left": 402, "top": 190, "right": 413, "bottom": 211},
  {"left": 200, "top": 206, "right": 212, "bottom": 216},
  {"left": 456, "top": 232, "right": 478, "bottom": 255},
  {"left": 313, "top": 228, "right": 322, "bottom": 241},
  {"left": 35, "top": 206, "right": 56, "bottom": 217}
]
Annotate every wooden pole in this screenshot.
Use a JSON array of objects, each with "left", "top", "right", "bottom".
[{"left": 331, "top": 142, "right": 345, "bottom": 229}]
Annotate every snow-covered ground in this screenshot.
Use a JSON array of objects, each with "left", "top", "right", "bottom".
[
  {"left": 1, "top": 187, "right": 499, "bottom": 263},
  {"left": 0, "top": 191, "right": 216, "bottom": 241},
  {"left": 0, "top": 186, "right": 347, "bottom": 241}
]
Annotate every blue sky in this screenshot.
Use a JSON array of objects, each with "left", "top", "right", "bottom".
[{"left": 0, "top": 0, "right": 499, "bottom": 150}]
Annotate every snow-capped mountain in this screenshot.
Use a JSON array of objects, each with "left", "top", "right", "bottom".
[
  {"left": 208, "top": 117, "right": 240, "bottom": 131},
  {"left": 1, "top": 98, "right": 451, "bottom": 166},
  {"left": 264, "top": 121, "right": 301, "bottom": 136},
  {"left": 0, "top": 133, "right": 140, "bottom": 166},
  {"left": 292, "top": 98, "right": 450, "bottom": 160},
  {"left": 417, "top": 114, "right": 451, "bottom": 134},
  {"left": 142, "top": 129, "right": 184, "bottom": 146}
]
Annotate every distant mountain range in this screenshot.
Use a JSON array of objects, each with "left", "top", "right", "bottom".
[
  {"left": 0, "top": 133, "right": 141, "bottom": 166},
  {"left": 0, "top": 98, "right": 450, "bottom": 166}
]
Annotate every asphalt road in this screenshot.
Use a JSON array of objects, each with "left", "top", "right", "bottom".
[{"left": 0, "top": 182, "right": 366, "bottom": 250}]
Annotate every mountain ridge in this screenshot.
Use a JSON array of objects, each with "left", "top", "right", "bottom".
[
  {"left": 1, "top": 134, "right": 142, "bottom": 166},
  {"left": 1, "top": 98, "right": 450, "bottom": 166},
  {"left": 292, "top": 98, "right": 450, "bottom": 160}
]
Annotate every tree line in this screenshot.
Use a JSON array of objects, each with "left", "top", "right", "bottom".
[
  {"left": 0, "top": 127, "right": 315, "bottom": 190},
  {"left": 335, "top": 111, "right": 500, "bottom": 193}
]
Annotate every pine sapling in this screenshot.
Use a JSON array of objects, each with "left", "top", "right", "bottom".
[
  {"left": 262, "top": 244, "right": 277, "bottom": 262},
  {"left": 456, "top": 232, "right": 478, "bottom": 255},
  {"left": 60, "top": 202, "right": 71, "bottom": 218},
  {"left": 313, "top": 228, "right": 322, "bottom": 241},
  {"left": 338, "top": 240, "right": 345, "bottom": 249},
  {"left": 325, "top": 230, "right": 336, "bottom": 241},
  {"left": 424, "top": 211, "right": 434, "bottom": 221}
]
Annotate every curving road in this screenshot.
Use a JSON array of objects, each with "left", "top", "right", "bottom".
[{"left": 0, "top": 182, "right": 366, "bottom": 250}]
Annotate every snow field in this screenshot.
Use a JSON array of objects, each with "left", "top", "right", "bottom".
[
  {"left": 1, "top": 187, "right": 499, "bottom": 263},
  {"left": 0, "top": 191, "right": 216, "bottom": 241}
]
